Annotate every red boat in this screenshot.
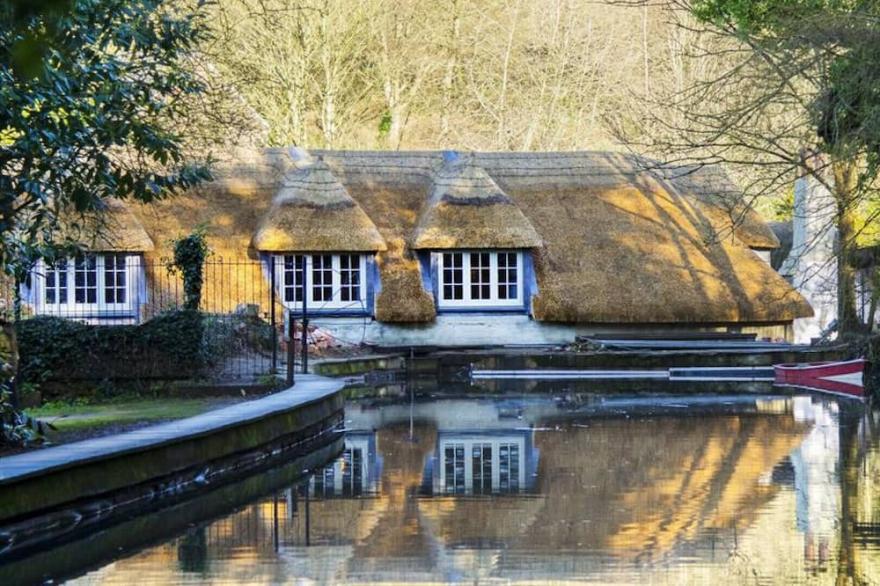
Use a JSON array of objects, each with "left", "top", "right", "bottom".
[{"left": 774, "top": 358, "right": 866, "bottom": 400}]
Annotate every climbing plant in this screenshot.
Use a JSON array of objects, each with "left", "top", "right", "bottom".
[{"left": 167, "top": 228, "right": 211, "bottom": 310}]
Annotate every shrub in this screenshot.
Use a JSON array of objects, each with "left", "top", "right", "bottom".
[{"left": 16, "top": 310, "right": 206, "bottom": 387}]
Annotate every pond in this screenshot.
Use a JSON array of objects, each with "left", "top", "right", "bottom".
[{"left": 2, "top": 391, "right": 879, "bottom": 584}]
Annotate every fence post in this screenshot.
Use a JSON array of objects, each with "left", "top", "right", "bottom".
[
  {"left": 301, "top": 314, "right": 309, "bottom": 374},
  {"left": 301, "top": 260, "right": 309, "bottom": 374},
  {"left": 270, "top": 259, "right": 277, "bottom": 373},
  {"left": 286, "top": 310, "right": 295, "bottom": 387}
]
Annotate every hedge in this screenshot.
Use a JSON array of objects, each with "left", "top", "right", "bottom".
[{"left": 16, "top": 310, "right": 206, "bottom": 386}]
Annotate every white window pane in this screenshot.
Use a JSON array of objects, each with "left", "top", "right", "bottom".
[
  {"left": 442, "top": 252, "right": 463, "bottom": 300},
  {"left": 340, "top": 254, "right": 361, "bottom": 302},
  {"left": 470, "top": 252, "right": 490, "bottom": 300},
  {"left": 312, "top": 254, "right": 333, "bottom": 302},
  {"left": 497, "top": 252, "right": 518, "bottom": 300},
  {"left": 104, "top": 254, "right": 127, "bottom": 304},
  {"left": 282, "top": 255, "right": 304, "bottom": 303},
  {"left": 74, "top": 255, "right": 97, "bottom": 304}
]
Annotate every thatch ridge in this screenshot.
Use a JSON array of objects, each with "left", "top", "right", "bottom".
[
  {"left": 251, "top": 158, "right": 387, "bottom": 252},
  {"left": 318, "top": 150, "right": 779, "bottom": 250}
]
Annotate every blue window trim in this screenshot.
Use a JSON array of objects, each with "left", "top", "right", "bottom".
[
  {"left": 263, "top": 252, "right": 377, "bottom": 318},
  {"left": 426, "top": 249, "right": 537, "bottom": 315}
]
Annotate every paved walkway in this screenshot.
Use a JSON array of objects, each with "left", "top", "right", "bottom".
[{"left": 0, "top": 375, "right": 343, "bottom": 485}]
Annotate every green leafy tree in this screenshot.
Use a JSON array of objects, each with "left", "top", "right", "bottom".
[
  {"left": 688, "top": 0, "right": 880, "bottom": 334},
  {"left": 0, "top": 0, "right": 212, "bottom": 278}
]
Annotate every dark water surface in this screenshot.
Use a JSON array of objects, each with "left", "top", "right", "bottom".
[{"left": 7, "top": 392, "right": 880, "bottom": 584}]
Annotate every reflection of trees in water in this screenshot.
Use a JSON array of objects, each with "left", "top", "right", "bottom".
[
  {"left": 517, "top": 415, "right": 809, "bottom": 561},
  {"left": 837, "top": 404, "right": 878, "bottom": 585}
]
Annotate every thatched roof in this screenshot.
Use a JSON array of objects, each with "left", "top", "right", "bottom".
[
  {"left": 411, "top": 155, "right": 541, "bottom": 250},
  {"left": 60, "top": 198, "right": 154, "bottom": 252},
  {"left": 127, "top": 148, "right": 811, "bottom": 325},
  {"left": 659, "top": 164, "right": 780, "bottom": 249},
  {"left": 251, "top": 158, "right": 386, "bottom": 252}
]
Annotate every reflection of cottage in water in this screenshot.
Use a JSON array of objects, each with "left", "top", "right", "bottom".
[
  {"left": 76, "top": 397, "right": 844, "bottom": 585},
  {"left": 421, "top": 430, "right": 538, "bottom": 495},
  {"left": 790, "top": 397, "right": 840, "bottom": 570},
  {"left": 310, "top": 433, "right": 382, "bottom": 498}
]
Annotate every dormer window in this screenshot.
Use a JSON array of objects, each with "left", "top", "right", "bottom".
[
  {"left": 436, "top": 251, "right": 524, "bottom": 309},
  {"left": 275, "top": 253, "right": 369, "bottom": 312}
]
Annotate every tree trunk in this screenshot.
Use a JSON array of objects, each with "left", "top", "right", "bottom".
[
  {"left": 833, "top": 159, "right": 861, "bottom": 335},
  {"left": 440, "top": 0, "right": 460, "bottom": 141}
]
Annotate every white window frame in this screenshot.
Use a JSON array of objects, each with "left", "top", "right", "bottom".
[
  {"left": 35, "top": 254, "right": 139, "bottom": 316},
  {"left": 436, "top": 250, "right": 524, "bottom": 309},
  {"left": 275, "top": 253, "right": 368, "bottom": 312}
]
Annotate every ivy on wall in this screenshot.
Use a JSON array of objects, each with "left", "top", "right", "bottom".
[{"left": 167, "top": 228, "right": 211, "bottom": 311}]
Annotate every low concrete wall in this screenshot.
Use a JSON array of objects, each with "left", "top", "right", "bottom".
[
  {"left": 313, "top": 354, "right": 406, "bottom": 377},
  {"left": 0, "top": 376, "right": 344, "bottom": 524},
  {"left": 0, "top": 440, "right": 342, "bottom": 583}
]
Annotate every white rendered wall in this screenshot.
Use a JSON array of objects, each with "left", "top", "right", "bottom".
[
  {"left": 308, "top": 314, "right": 577, "bottom": 347},
  {"left": 779, "top": 166, "right": 837, "bottom": 343}
]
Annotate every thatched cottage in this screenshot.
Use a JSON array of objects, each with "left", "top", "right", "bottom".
[{"left": 23, "top": 149, "right": 812, "bottom": 345}]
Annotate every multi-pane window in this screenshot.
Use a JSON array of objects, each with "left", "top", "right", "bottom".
[
  {"left": 282, "top": 255, "right": 304, "bottom": 303},
  {"left": 438, "top": 251, "right": 523, "bottom": 308},
  {"left": 499, "top": 443, "right": 520, "bottom": 492},
  {"left": 277, "top": 253, "right": 367, "bottom": 311},
  {"left": 472, "top": 443, "right": 493, "bottom": 494},
  {"left": 342, "top": 447, "right": 364, "bottom": 497},
  {"left": 497, "top": 252, "right": 518, "bottom": 300},
  {"left": 104, "top": 254, "right": 127, "bottom": 304},
  {"left": 45, "top": 260, "right": 68, "bottom": 305},
  {"left": 339, "top": 254, "right": 361, "bottom": 302},
  {"left": 312, "top": 254, "right": 333, "bottom": 302},
  {"left": 469, "top": 253, "right": 491, "bottom": 300},
  {"left": 74, "top": 255, "right": 98, "bottom": 304},
  {"left": 39, "top": 254, "right": 136, "bottom": 315},
  {"left": 442, "top": 253, "right": 464, "bottom": 301}
]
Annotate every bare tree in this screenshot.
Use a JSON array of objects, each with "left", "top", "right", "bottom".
[{"left": 609, "top": 1, "right": 880, "bottom": 336}]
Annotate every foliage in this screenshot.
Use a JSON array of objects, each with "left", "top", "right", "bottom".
[
  {"left": 690, "top": 0, "right": 880, "bottom": 174},
  {"left": 1, "top": 384, "right": 48, "bottom": 447},
  {"left": 167, "top": 228, "right": 211, "bottom": 310},
  {"left": 0, "top": 0, "right": 212, "bottom": 277},
  {"left": 16, "top": 310, "right": 207, "bottom": 389}
]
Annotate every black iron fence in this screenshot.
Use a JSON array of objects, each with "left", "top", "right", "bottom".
[{"left": 2, "top": 257, "right": 300, "bottom": 384}]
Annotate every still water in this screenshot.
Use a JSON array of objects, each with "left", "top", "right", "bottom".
[{"left": 9, "top": 393, "right": 880, "bottom": 584}]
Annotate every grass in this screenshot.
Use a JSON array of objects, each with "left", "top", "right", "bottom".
[{"left": 26, "top": 397, "right": 242, "bottom": 433}]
